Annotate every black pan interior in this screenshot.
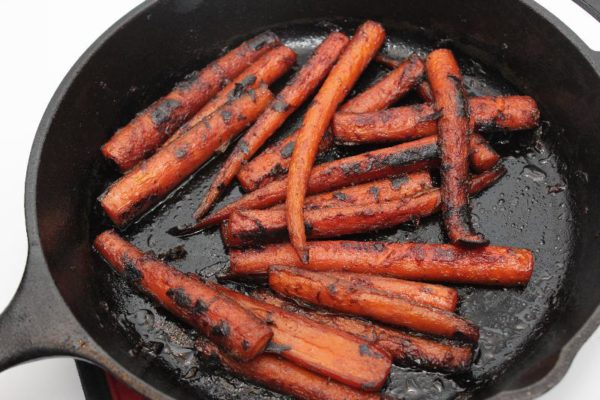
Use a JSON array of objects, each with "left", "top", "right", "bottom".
[{"left": 33, "top": 1, "right": 600, "bottom": 399}]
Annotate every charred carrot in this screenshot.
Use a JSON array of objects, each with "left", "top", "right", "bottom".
[
  {"left": 196, "top": 338, "right": 380, "bottom": 400},
  {"left": 287, "top": 21, "right": 386, "bottom": 262},
  {"left": 220, "top": 166, "right": 505, "bottom": 246},
  {"left": 166, "top": 45, "right": 297, "bottom": 146},
  {"left": 100, "top": 85, "right": 273, "bottom": 227},
  {"left": 213, "top": 284, "right": 391, "bottom": 391},
  {"left": 101, "top": 31, "right": 280, "bottom": 172},
  {"left": 469, "top": 133, "right": 500, "bottom": 173},
  {"left": 268, "top": 266, "right": 479, "bottom": 341},
  {"left": 173, "top": 136, "right": 439, "bottom": 234},
  {"left": 427, "top": 49, "right": 487, "bottom": 245},
  {"left": 93, "top": 231, "right": 272, "bottom": 361},
  {"left": 339, "top": 54, "right": 424, "bottom": 113},
  {"left": 332, "top": 97, "right": 539, "bottom": 144},
  {"left": 254, "top": 290, "right": 473, "bottom": 372},
  {"left": 179, "top": 135, "right": 498, "bottom": 233},
  {"left": 194, "top": 33, "right": 349, "bottom": 218},
  {"left": 374, "top": 53, "right": 434, "bottom": 102},
  {"left": 237, "top": 131, "right": 334, "bottom": 191},
  {"left": 269, "top": 171, "right": 432, "bottom": 211}
]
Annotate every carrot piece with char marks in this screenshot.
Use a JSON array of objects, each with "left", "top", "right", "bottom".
[
  {"left": 93, "top": 230, "right": 272, "bottom": 361},
  {"left": 166, "top": 45, "right": 297, "bottom": 145},
  {"left": 101, "top": 31, "right": 280, "bottom": 172},
  {"left": 339, "top": 54, "right": 425, "bottom": 113},
  {"left": 287, "top": 21, "right": 386, "bottom": 262},
  {"left": 100, "top": 85, "right": 273, "bottom": 227},
  {"left": 269, "top": 171, "right": 432, "bottom": 211},
  {"left": 213, "top": 284, "right": 392, "bottom": 391},
  {"left": 196, "top": 338, "right": 381, "bottom": 400},
  {"left": 253, "top": 290, "right": 473, "bottom": 372},
  {"left": 220, "top": 166, "right": 505, "bottom": 246},
  {"left": 426, "top": 49, "right": 487, "bottom": 245},
  {"left": 374, "top": 53, "right": 434, "bottom": 102},
  {"left": 194, "top": 33, "right": 349, "bottom": 218},
  {"left": 268, "top": 266, "right": 479, "bottom": 341},
  {"left": 180, "top": 135, "right": 497, "bottom": 233},
  {"left": 332, "top": 96, "right": 539, "bottom": 145}
]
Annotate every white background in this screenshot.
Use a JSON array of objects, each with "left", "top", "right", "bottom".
[{"left": 0, "top": 1, "right": 598, "bottom": 399}]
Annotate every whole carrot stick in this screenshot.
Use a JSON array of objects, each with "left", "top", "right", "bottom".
[
  {"left": 427, "top": 49, "right": 487, "bottom": 245},
  {"left": 178, "top": 135, "right": 497, "bottom": 233},
  {"left": 101, "top": 31, "right": 280, "bottom": 172},
  {"left": 339, "top": 54, "right": 424, "bottom": 113},
  {"left": 166, "top": 45, "right": 297, "bottom": 146},
  {"left": 269, "top": 171, "right": 432, "bottom": 211},
  {"left": 320, "top": 272, "right": 458, "bottom": 311},
  {"left": 332, "top": 97, "right": 539, "bottom": 144},
  {"left": 172, "top": 136, "right": 439, "bottom": 234},
  {"left": 287, "top": 21, "right": 386, "bottom": 262},
  {"left": 229, "top": 242, "right": 534, "bottom": 288},
  {"left": 268, "top": 266, "right": 479, "bottom": 341},
  {"left": 213, "top": 284, "right": 391, "bottom": 391},
  {"left": 374, "top": 53, "right": 434, "bottom": 102},
  {"left": 100, "top": 85, "right": 273, "bottom": 227},
  {"left": 93, "top": 230, "right": 272, "bottom": 361},
  {"left": 196, "top": 338, "right": 381, "bottom": 400},
  {"left": 253, "top": 290, "right": 473, "bottom": 372},
  {"left": 220, "top": 165, "right": 505, "bottom": 246},
  {"left": 236, "top": 131, "right": 334, "bottom": 191},
  {"left": 194, "top": 33, "right": 349, "bottom": 218}
]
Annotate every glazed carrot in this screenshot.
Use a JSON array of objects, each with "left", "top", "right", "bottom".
[
  {"left": 469, "top": 133, "right": 501, "bottom": 173},
  {"left": 173, "top": 136, "right": 438, "bottom": 234},
  {"left": 93, "top": 231, "right": 272, "bottom": 361},
  {"left": 339, "top": 54, "right": 424, "bottom": 113},
  {"left": 374, "top": 53, "right": 434, "bottom": 102},
  {"left": 332, "top": 97, "right": 539, "bottom": 144},
  {"left": 196, "top": 338, "right": 380, "bottom": 400},
  {"left": 269, "top": 171, "right": 432, "bottom": 211},
  {"left": 237, "top": 131, "right": 334, "bottom": 191},
  {"left": 101, "top": 31, "right": 280, "bottom": 172},
  {"left": 213, "top": 284, "right": 391, "bottom": 391},
  {"left": 254, "top": 290, "right": 473, "bottom": 372},
  {"left": 287, "top": 21, "right": 386, "bottom": 262},
  {"left": 100, "top": 85, "right": 273, "bottom": 227},
  {"left": 166, "top": 45, "right": 297, "bottom": 145},
  {"left": 427, "top": 49, "right": 486, "bottom": 245},
  {"left": 194, "top": 33, "right": 349, "bottom": 218},
  {"left": 268, "top": 266, "right": 479, "bottom": 341},
  {"left": 320, "top": 272, "right": 458, "bottom": 311},
  {"left": 220, "top": 166, "right": 505, "bottom": 246},
  {"left": 179, "top": 135, "right": 498, "bottom": 233}
]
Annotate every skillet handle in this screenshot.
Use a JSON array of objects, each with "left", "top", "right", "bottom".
[
  {"left": 573, "top": 0, "right": 600, "bottom": 22},
  {"left": 0, "top": 252, "right": 90, "bottom": 371}
]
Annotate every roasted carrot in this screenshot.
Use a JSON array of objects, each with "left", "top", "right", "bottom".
[
  {"left": 268, "top": 266, "right": 479, "bottom": 341},
  {"left": 166, "top": 45, "right": 297, "bottom": 145},
  {"left": 177, "top": 135, "right": 498, "bottom": 233},
  {"left": 332, "top": 97, "right": 539, "bottom": 144},
  {"left": 220, "top": 165, "right": 505, "bottom": 246},
  {"left": 339, "top": 54, "right": 424, "bottom": 113},
  {"left": 194, "top": 33, "right": 349, "bottom": 218},
  {"left": 427, "top": 49, "right": 487, "bottom": 245},
  {"left": 101, "top": 31, "right": 280, "bottom": 172},
  {"left": 100, "top": 85, "right": 273, "bottom": 227},
  {"left": 469, "top": 133, "right": 501, "bottom": 173},
  {"left": 287, "top": 21, "right": 386, "bottom": 262},
  {"left": 213, "top": 284, "right": 391, "bottom": 391},
  {"left": 374, "top": 53, "right": 434, "bottom": 102},
  {"left": 196, "top": 338, "right": 380, "bottom": 400},
  {"left": 254, "top": 290, "right": 473, "bottom": 372},
  {"left": 269, "top": 171, "right": 432, "bottom": 211},
  {"left": 237, "top": 130, "right": 334, "bottom": 192},
  {"left": 93, "top": 230, "right": 272, "bottom": 361}
]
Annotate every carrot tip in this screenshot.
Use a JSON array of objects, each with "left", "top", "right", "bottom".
[{"left": 457, "top": 234, "right": 489, "bottom": 247}]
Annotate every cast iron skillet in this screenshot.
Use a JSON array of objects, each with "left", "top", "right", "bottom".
[{"left": 1, "top": 0, "right": 600, "bottom": 399}]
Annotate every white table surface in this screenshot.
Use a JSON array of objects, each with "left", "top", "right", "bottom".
[{"left": 0, "top": 1, "right": 598, "bottom": 399}]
